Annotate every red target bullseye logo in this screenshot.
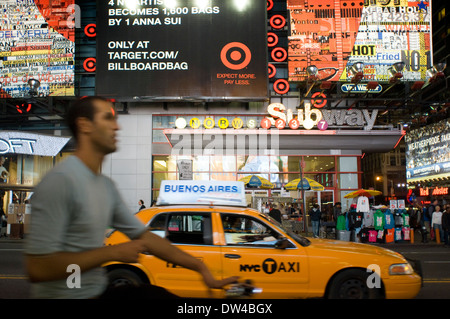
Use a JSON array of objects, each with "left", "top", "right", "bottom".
[
  {"left": 271, "top": 47, "right": 287, "bottom": 62},
  {"left": 16, "top": 103, "right": 32, "bottom": 114},
  {"left": 270, "top": 15, "right": 286, "bottom": 29},
  {"left": 274, "top": 79, "right": 289, "bottom": 95},
  {"left": 220, "top": 42, "right": 251, "bottom": 70},
  {"left": 84, "top": 24, "right": 96, "bottom": 37},
  {"left": 83, "top": 58, "right": 96, "bottom": 72},
  {"left": 267, "top": 32, "right": 278, "bottom": 47},
  {"left": 311, "top": 92, "right": 327, "bottom": 108},
  {"left": 267, "top": 0, "right": 273, "bottom": 11},
  {"left": 268, "top": 64, "right": 276, "bottom": 78}
]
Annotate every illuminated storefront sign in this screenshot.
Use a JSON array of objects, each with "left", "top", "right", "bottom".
[
  {"left": 406, "top": 118, "right": 450, "bottom": 182},
  {"left": 174, "top": 101, "right": 378, "bottom": 131},
  {"left": 341, "top": 83, "right": 383, "bottom": 93},
  {"left": 0, "top": 132, "right": 70, "bottom": 156},
  {"left": 419, "top": 187, "right": 449, "bottom": 196},
  {"left": 265, "top": 102, "right": 378, "bottom": 130}
]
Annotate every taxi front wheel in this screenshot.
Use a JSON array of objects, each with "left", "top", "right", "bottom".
[
  {"left": 107, "top": 268, "right": 146, "bottom": 288},
  {"left": 327, "top": 269, "right": 383, "bottom": 299}
]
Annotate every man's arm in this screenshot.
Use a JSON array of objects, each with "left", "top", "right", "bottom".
[
  {"left": 139, "top": 231, "right": 239, "bottom": 289},
  {"left": 25, "top": 239, "right": 147, "bottom": 283}
]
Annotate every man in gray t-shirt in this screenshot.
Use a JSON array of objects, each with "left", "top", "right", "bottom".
[{"left": 24, "top": 97, "right": 238, "bottom": 298}]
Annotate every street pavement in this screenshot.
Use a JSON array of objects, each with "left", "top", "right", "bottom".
[{"left": 1, "top": 237, "right": 449, "bottom": 299}]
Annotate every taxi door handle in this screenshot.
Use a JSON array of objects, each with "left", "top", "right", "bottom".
[{"left": 225, "top": 254, "right": 241, "bottom": 259}]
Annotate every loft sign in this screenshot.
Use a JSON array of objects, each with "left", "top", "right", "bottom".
[
  {"left": 0, "top": 138, "right": 36, "bottom": 154},
  {"left": 0, "top": 132, "right": 71, "bottom": 157},
  {"left": 265, "top": 102, "right": 378, "bottom": 130}
]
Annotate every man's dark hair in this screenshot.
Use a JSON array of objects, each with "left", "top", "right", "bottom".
[{"left": 66, "top": 96, "right": 110, "bottom": 141}]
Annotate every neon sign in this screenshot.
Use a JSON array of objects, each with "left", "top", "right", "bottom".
[
  {"left": 265, "top": 102, "right": 378, "bottom": 130},
  {"left": 419, "top": 187, "right": 449, "bottom": 196}
]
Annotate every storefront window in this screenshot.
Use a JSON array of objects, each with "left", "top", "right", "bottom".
[
  {"left": 193, "top": 156, "right": 210, "bottom": 172},
  {"left": 193, "top": 173, "right": 209, "bottom": 181},
  {"left": 152, "top": 130, "right": 167, "bottom": 143},
  {"left": 5, "top": 155, "right": 55, "bottom": 186},
  {"left": 153, "top": 172, "right": 177, "bottom": 189},
  {"left": 1, "top": 152, "right": 74, "bottom": 212},
  {"left": 237, "top": 155, "right": 248, "bottom": 171},
  {"left": 151, "top": 152, "right": 360, "bottom": 205},
  {"left": 211, "top": 156, "right": 236, "bottom": 172},
  {"left": 152, "top": 116, "right": 176, "bottom": 129},
  {"left": 339, "top": 157, "right": 357, "bottom": 172},
  {"left": 153, "top": 156, "right": 170, "bottom": 172},
  {"left": 340, "top": 190, "right": 355, "bottom": 212},
  {"left": 339, "top": 173, "right": 358, "bottom": 189},
  {"left": 304, "top": 156, "right": 335, "bottom": 172},
  {"left": 211, "top": 172, "right": 237, "bottom": 181},
  {"left": 304, "top": 173, "right": 334, "bottom": 187},
  {"left": 288, "top": 156, "right": 301, "bottom": 172}
]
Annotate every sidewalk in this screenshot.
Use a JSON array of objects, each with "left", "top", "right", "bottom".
[
  {"left": 0, "top": 236, "right": 25, "bottom": 243},
  {"left": 1, "top": 232, "right": 447, "bottom": 248},
  {"left": 298, "top": 229, "right": 449, "bottom": 248}
]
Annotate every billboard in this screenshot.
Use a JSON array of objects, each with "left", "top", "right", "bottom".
[
  {"left": 0, "top": 0, "right": 75, "bottom": 98},
  {"left": 288, "top": 0, "right": 432, "bottom": 82},
  {"left": 405, "top": 119, "right": 450, "bottom": 183},
  {"left": 96, "top": 0, "right": 268, "bottom": 101}
]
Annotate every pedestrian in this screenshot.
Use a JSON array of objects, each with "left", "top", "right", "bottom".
[
  {"left": 138, "top": 199, "right": 146, "bottom": 211},
  {"left": 442, "top": 204, "right": 450, "bottom": 246},
  {"left": 290, "top": 203, "right": 300, "bottom": 219},
  {"left": 420, "top": 205, "right": 429, "bottom": 243},
  {"left": 269, "top": 203, "right": 282, "bottom": 223},
  {"left": 24, "top": 97, "right": 238, "bottom": 299},
  {"left": 0, "top": 156, "right": 9, "bottom": 182},
  {"left": 310, "top": 203, "right": 322, "bottom": 238},
  {"left": 333, "top": 202, "right": 342, "bottom": 222},
  {"left": 431, "top": 205, "right": 444, "bottom": 243},
  {"left": 427, "top": 199, "right": 438, "bottom": 239}
]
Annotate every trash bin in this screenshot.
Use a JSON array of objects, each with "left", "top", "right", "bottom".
[
  {"left": 337, "top": 230, "right": 350, "bottom": 241},
  {"left": 9, "top": 223, "right": 23, "bottom": 239}
]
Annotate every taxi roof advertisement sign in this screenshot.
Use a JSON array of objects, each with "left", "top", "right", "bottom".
[
  {"left": 157, "top": 180, "right": 247, "bottom": 207},
  {"left": 96, "top": 0, "right": 268, "bottom": 101}
]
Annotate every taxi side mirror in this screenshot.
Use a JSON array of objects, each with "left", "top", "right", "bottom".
[{"left": 275, "top": 237, "right": 289, "bottom": 249}]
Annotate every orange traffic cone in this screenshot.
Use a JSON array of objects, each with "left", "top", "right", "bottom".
[
  {"left": 436, "top": 228, "right": 441, "bottom": 244},
  {"left": 410, "top": 228, "right": 414, "bottom": 243}
]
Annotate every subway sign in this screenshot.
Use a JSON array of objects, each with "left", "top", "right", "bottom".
[
  {"left": 341, "top": 83, "right": 383, "bottom": 93},
  {"left": 175, "top": 101, "right": 378, "bottom": 131}
]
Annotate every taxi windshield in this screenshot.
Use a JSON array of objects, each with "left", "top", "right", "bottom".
[{"left": 263, "top": 215, "right": 311, "bottom": 247}]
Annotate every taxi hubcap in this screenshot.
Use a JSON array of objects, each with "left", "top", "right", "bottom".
[
  {"left": 112, "top": 278, "right": 134, "bottom": 287},
  {"left": 339, "top": 279, "right": 368, "bottom": 299}
]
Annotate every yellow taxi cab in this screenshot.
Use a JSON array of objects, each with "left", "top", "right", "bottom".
[{"left": 103, "top": 180, "right": 422, "bottom": 299}]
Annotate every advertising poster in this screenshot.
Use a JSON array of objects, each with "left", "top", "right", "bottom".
[
  {"left": 96, "top": 0, "right": 268, "bottom": 100},
  {"left": 0, "top": 0, "right": 75, "bottom": 98},
  {"left": 405, "top": 118, "right": 450, "bottom": 182},
  {"left": 288, "top": 0, "right": 432, "bottom": 82}
]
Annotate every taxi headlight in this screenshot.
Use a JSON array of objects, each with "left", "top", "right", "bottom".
[{"left": 389, "top": 263, "right": 414, "bottom": 275}]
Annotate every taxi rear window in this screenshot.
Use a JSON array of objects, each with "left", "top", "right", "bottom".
[{"left": 148, "top": 212, "right": 213, "bottom": 245}]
